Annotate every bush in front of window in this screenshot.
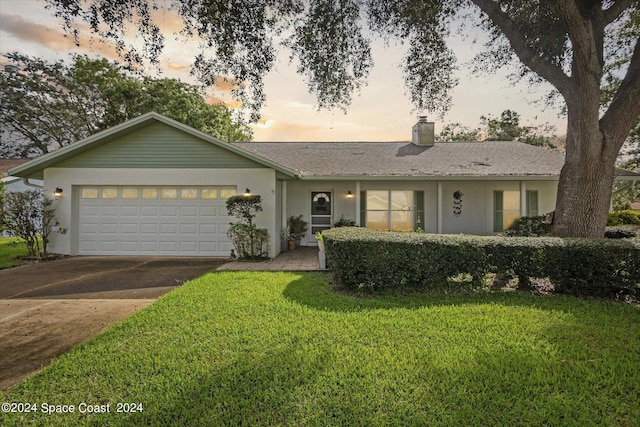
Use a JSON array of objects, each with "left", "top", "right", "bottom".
[
  {"left": 607, "top": 210, "right": 640, "bottom": 226},
  {"left": 323, "top": 227, "right": 489, "bottom": 291},
  {"left": 323, "top": 228, "right": 640, "bottom": 298},
  {"left": 504, "top": 216, "right": 552, "bottom": 237}
]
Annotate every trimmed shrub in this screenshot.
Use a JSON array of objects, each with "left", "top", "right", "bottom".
[
  {"left": 607, "top": 210, "right": 640, "bottom": 226},
  {"left": 544, "top": 238, "right": 640, "bottom": 295},
  {"left": 483, "top": 236, "right": 552, "bottom": 289},
  {"left": 226, "top": 195, "right": 270, "bottom": 259},
  {"left": 604, "top": 226, "right": 639, "bottom": 239},
  {"left": 505, "top": 216, "right": 552, "bottom": 237},
  {"left": 323, "top": 228, "right": 640, "bottom": 297},
  {"left": 324, "top": 228, "right": 489, "bottom": 290},
  {"left": 227, "top": 223, "right": 270, "bottom": 259},
  {"left": 333, "top": 214, "right": 356, "bottom": 227}
]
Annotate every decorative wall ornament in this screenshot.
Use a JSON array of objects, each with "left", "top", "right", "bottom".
[{"left": 453, "top": 190, "right": 463, "bottom": 216}]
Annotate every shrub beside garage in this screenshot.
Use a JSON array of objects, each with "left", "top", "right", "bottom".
[{"left": 323, "top": 227, "right": 640, "bottom": 297}]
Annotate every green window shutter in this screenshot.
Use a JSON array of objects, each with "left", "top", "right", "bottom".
[
  {"left": 494, "top": 191, "right": 504, "bottom": 232},
  {"left": 360, "top": 191, "right": 367, "bottom": 227},
  {"left": 527, "top": 190, "right": 539, "bottom": 216},
  {"left": 415, "top": 191, "right": 424, "bottom": 230}
]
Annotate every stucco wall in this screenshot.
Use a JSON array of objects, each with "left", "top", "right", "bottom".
[
  {"left": 285, "top": 180, "right": 357, "bottom": 246},
  {"left": 286, "top": 179, "right": 558, "bottom": 241},
  {"left": 43, "top": 168, "right": 278, "bottom": 256}
]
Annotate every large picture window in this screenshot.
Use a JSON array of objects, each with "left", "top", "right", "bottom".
[
  {"left": 365, "top": 190, "right": 414, "bottom": 231},
  {"left": 494, "top": 190, "right": 520, "bottom": 232},
  {"left": 526, "top": 190, "right": 539, "bottom": 217}
]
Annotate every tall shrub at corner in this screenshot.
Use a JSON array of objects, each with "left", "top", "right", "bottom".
[
  {"left": 2, "top": 190, "right": 56, "bottom": 257},
  {"left": 226, "top": 194, "right": 270, "bottom": 259}
]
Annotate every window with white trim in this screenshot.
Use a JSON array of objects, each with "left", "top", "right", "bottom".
[
  {"left": 494, "top": 190, "right": 520, "bottom": 232},
  {"left": 526, "top": 190, "right": 539, "bottom": 217},
  {"left": 365, "top": 190, "right": 415, "bottom": 231}
]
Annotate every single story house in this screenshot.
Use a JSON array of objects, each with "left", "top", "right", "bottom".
[{"left": 8, "top": 112, "right": 638, "bottom": 257}]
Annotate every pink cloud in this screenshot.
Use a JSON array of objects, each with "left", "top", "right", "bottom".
[
  {"left": 0, "top": 13, "right": 76, "bottom": 50},
  {"left": 0, "top": 13, "right": 128, "bottom": 61}
]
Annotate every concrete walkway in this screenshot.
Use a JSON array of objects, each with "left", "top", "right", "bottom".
[{"left": 218, "top": 246, "right": 321, "bottom": 271}]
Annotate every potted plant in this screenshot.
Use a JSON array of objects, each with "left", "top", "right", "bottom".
[
  {"left": 287, "top": 215, "right": 308, "bottom": 249},
  {"left": 280, "top": 225, "right": 291, "bottom": 251},
  {"left": 315, "top": 231, "right": 325, "bottom": 252}
]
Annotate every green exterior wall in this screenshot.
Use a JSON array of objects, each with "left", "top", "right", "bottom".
[{"left": 56, "top": 123, "right": 264, "bottom": 169}]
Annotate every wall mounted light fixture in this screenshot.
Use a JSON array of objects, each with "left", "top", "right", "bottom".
[
  {"left": 346, "top": 190, "right": 354, "bottom": 198},
  {"left": 54, "top": 187, "right": 63, "bottom": 198},
  {"left": 243, "top": 188, "right": 251, "bottom": 196}
]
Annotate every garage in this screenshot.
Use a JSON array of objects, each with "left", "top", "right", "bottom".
[
  {"left": 77, "top": 185, "right": 237, "bottom": 256},
  {"left": 7, "top": 113, "right": 295, "bottom": 256}
]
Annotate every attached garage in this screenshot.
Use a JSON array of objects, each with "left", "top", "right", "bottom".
[
  {"left": 7, "top": 112, "right": 298, "bottom": 257},
  {"left": 77, "top": 186, "right": 237, "bottom": 255}
]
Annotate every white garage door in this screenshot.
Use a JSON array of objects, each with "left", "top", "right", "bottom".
[{"left": 78, "top": 186, "right": 237, "bottom": 256}]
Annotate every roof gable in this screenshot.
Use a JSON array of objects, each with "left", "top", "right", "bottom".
[
  {"left": 56, "top": 122, "right": 264, "bottom": 169},
  {"left": 8, "top": 112, "right": 298, "bottom": 179}
]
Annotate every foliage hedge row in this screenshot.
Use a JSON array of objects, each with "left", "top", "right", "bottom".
[
  {"left": 323, "top": 227, "right": 640, "bottom": 297},
  {"left": 607, "top": 210, "right": 640, "bottom": 226}
]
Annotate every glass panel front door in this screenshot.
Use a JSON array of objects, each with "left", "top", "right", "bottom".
[{"left": 311, "top": 191, "right": 332, "bottom": 239}]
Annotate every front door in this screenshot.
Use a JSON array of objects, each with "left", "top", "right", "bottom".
[{"left": 310, "top": 191, "right": 332, "bottom": 244}]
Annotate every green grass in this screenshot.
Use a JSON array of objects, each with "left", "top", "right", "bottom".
[
  {"left": 0, "top": 237, "right": 33, "bottom": 268},
  {"left": 1, "top": 272, "right": 639, "bottom": 426}
]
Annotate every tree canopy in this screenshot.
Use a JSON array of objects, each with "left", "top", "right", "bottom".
[
  {"left": 0, "top": 53, "right": 252, "bottom": 158},
  {"left": 480, "top": 110, "right": 557, "bottom": 148},
  {"left": 34, "top": 1, "right": 640, "bottom": 237},
  {"left": 438, "top": 109, "right": 557, "bottom": 148}
]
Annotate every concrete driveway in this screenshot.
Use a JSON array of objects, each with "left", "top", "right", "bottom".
[{"left": 0, "top": 256, "right": 226, "bottom": 390}]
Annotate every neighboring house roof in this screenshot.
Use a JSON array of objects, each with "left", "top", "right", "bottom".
[
  {"left": 233, "top": 141, "right": 568, "bottom": 179},
  {"left": 1, "top": 176, "right": 20, "bottom": 185},
  {"left": 7, "top": 112, "right": 300, "bottom": 180},
  {"left": 0, "top": 158, "right": 30, "bottom": 177}
]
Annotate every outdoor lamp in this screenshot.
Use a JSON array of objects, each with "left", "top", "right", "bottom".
[
  {"left": 243, "top": 188, "right": 251, "bottom": 196},
  {"left": 54, "top": 188, "right": 63, "bottom": 198},
  {"left": 346, "top": 191, "right": 354, "bottom": 198}
]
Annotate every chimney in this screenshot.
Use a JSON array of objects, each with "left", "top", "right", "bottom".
[{"left": 412, "top": 116, "right": 435, "bottom": 146}]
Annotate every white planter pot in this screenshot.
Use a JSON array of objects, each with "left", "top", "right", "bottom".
[
  {"left": 318, "top": 251, "right": 326, "bottom": 270},
  {"left": 317, "top": 240, "right": 325, "bottom": 252}
]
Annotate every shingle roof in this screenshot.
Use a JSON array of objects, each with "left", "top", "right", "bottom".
[
  {"left": 232, "top": 141, "right": 568, "bottom": 178},
  {"left": 0, "top": 158, "right": 30, "bottom": 176}
]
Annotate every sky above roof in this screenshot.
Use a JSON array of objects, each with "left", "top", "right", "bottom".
[{"left": 0, "top": 0, "right": 567, "bottom": 142}]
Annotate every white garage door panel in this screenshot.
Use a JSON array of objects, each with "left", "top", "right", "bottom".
[{"left": 78, "top": 186, "right": 236, "bottom": 256}]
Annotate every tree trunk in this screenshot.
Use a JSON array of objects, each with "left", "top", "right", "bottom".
[
  {"left": 552, "top": 105, "right": 620, "bottom": 238},
  {"left": 552, "top": 146, "right": 615, "bottom": 238}
]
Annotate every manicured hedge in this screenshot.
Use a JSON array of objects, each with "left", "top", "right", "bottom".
[
  {"left": 604, "top": 225, "right": 639, "bottom": 239},
  {"left": 323, "top": 228, "right": 640, "bottom": 297},
  {"left": 607, "top": 210, "right": 640, "bottom": 226},
  {"left": 504, "top": 215, "right": 552, "bottom": 236}
]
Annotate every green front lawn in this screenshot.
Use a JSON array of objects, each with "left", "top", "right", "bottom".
[
  {"left": 2, "top": 272, "right": 639, "bottom": 426},
  {"left": 0, "top": 237, "right": 33, "bottom": 268}
]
